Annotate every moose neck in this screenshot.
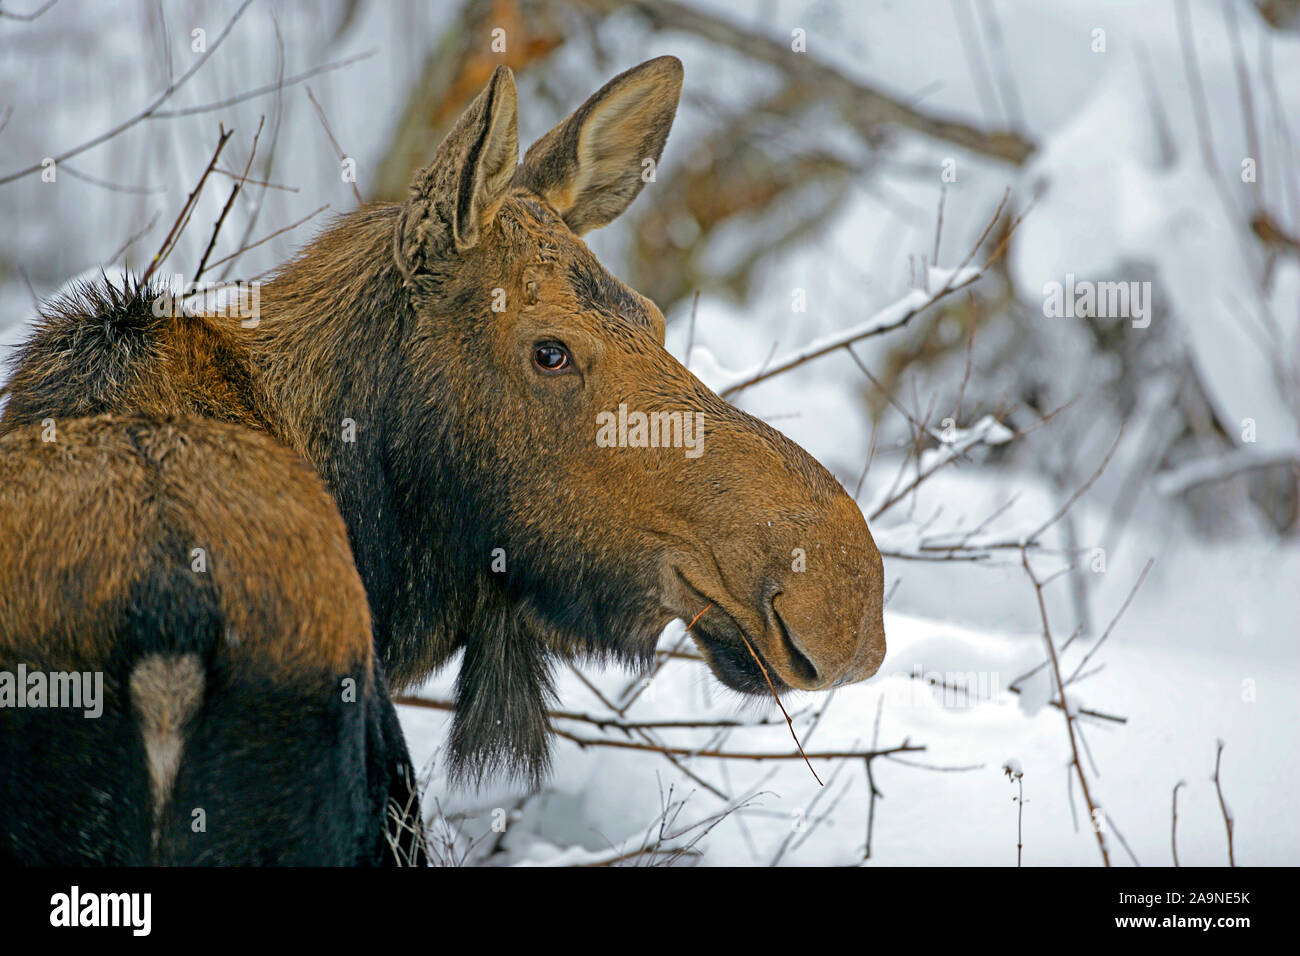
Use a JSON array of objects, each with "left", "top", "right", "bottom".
[
  {"left": 237, "top": 202, "right": 644, "bottom": 780},
  {"left": 243, "top": 204, "right": 462, "bottom": 688}
]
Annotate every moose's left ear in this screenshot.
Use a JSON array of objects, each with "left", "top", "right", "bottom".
[
  {"left": 395, "top": 65, "right": 519, "bottom": 275},
  {"left": 514, "top": 56, "right": 683, "bottom": 236}
]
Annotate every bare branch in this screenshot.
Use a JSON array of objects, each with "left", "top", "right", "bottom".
[
  {"left": 195, "top": 116, "right": 265, "bottom": 282},
  {"left": 395, "top": 694, "right": 815, "bottom": 733},
  {"left": 552, "top": 729, "right": 925, "bottom": 763},
  {"left": 1155, "top": 445, "right": 1300, "bottom": 496},
  {"left": 200, "top": 203, "right": 329, "bottom": 274},
  {"left": 212, "top": 168, "right": 298, "bottom": 192},
  {"left": 1003, "top": 762, "right": 1025, "bottom": 866},
  {"left": 1213, "top": 740, "right": 1236, "bottom": 866},
  {"left": 141, "top": 126, "right": 233, "bottom": 284},
  {"left": 148, "top": 50, "right": 377, "bottom": 119},
  {"left": 1171, "top": 780, "right": 1186, "bottom": 866},
  {"left": 1023, "top": 548, "right": 1110, "bottom": 866},
  {"left": 1065, "top": 558, "right": 1154, "bottom": 686},
  {"left": 305, "top": 85, "right": 363, "bottom": 206},
  {"left": 0, "top": 0, "right": 57, "bottom": 21},
  {"left": 107, "top": 210, "right": 162, "bottom": 266},
  {"left": 0, "top": 0, "right": 254, "bottom": 186},
  {"left": 734, "top": 623, "right": 824, "bottom": 786},
  {"left": 718, "top": 267, "right": 982, "bottom": 399},
  {"left": 57, "top": 164, "right": 165, "bottom": 195}
]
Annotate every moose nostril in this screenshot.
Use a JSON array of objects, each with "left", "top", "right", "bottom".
[{"left": 770, "top": 597, "right": 820, "bottom": 687}]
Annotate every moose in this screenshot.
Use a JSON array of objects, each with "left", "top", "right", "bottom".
[{"left": 0, "top": 57, "right": 886, "bottom": 865}]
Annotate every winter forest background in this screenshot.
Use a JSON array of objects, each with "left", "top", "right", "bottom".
[{"left": 1, "top": 0, "right": 1297, "bottom": 865}]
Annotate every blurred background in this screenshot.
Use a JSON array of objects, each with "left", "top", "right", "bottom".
[{"left": 2, "top": 0, "right": 1297, "bottom": 865}]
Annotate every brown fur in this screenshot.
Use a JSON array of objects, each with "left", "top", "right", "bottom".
[
  {"left": 0, "top": 416, "right": 369, "bottom": 676},
  {"left": 0, "top": 417, "right": 415, "bottom": 864}
]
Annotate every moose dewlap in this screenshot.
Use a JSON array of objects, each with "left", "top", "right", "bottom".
[{"left": 0, "top": 56, "right": 884, "bottom": 865}]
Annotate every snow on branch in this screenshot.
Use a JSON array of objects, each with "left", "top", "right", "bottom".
[
  {"left": 866, "top": 413, "right": 1013, "bottom": 522},
  {"left": 716, "top": 267, "right": 983, "bottom": 399},
  {"left": 709, "top": 188, "right": 1021, "bottom": 400}
]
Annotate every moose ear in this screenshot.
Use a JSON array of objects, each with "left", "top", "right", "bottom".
[
  {"left": 395, "top": 65, "right": 519, "bottom": 275},
  {"left": 514, "top": 56, "right": 682, "bottom": 236}
]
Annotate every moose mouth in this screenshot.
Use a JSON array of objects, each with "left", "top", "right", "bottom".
[
  {"left": 692, "top": 622, "right": 788, "bottom": 695},
  {"left": 673, "top": 570, "right": 815, "bottom": 696}
]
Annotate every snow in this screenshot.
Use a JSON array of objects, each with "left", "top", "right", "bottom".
[{"left": 1008, "top": 23, "right": 1300, "bottom": 455}]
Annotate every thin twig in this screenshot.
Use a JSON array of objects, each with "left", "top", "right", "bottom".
[
  {"left": 306, "top": 85, "right": 363, "bottom": 205},
  {"left": 212, "top": 168, "right": 298, "bottom": 192},
  {"left": 864, "top": 696, "right": 885, "bottom": 861},
  {"left": 769, "top": 757, "right": 854, "bottom": 865},
  {"left": 107, "top": 210, "right": 161, "bottom": 266},
  {"left": 955, "top": 291, "right": 977, "bottom": 420},
  {"left": 733, "top": 625, "right": 823, "bottom": 786},
  {"left": 195, "top": 116, "right": 265, "bottom": 282},
  {"left": 1065, "top": 558, "right": 1154, "bottom": 685},
  {"left": 394, "top": 694, "right": 809, "bottom": 733},
  {"left": 1171, "top": 780, "right": 1186, "bottom": 866},
  {"left": 718, "top": 267, "right": 983, "bottom": 399},
  {"left": 1106, "top": 812, "right": 1141, "bottom": 867},
  {"left": 200, "top": 203, "right": 329, "bottom": 273},
  {"left": 219, "top": 8, "right": 287, "bottom": 283},
  {"left": 684, "top": 290, "right": 701, "bottom": 368},
  {"left": 0, "top": 0, "right": 57, "bottom": 21},
  {"left": 148, "top": 50, "right": 377, "bottom": 119},
  {"left": 566, "top": 660, "right": 732, "bottom": 802},
  {"left": 932, "top": 185, "right": 947, "bottom": 265},
  {"left": 1212, "top": 740, "right": 1235, "bottom": 866},
  {"left": 552, "top": 729, "right": 924, "bottom": 763},
  {"left": 58, "top": 164, "right": 164, "bottom": 195},
  {"left": 1023, "top": 548, "right": 1110, "bottom": 866},
  {"left": 1004, "top": 763, "right": 1025, "bottom": 866},
  {"left": 141, "top": 126, "right": 233, "bottom": 283}
]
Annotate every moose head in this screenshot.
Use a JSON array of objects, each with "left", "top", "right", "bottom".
[{"left": 342, "top": 56, "right": 887, "bottom": 782}]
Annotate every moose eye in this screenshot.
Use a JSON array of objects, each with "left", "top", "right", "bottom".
[{"left": 532, "top": 343, "right": 571, "bottom": 373}]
